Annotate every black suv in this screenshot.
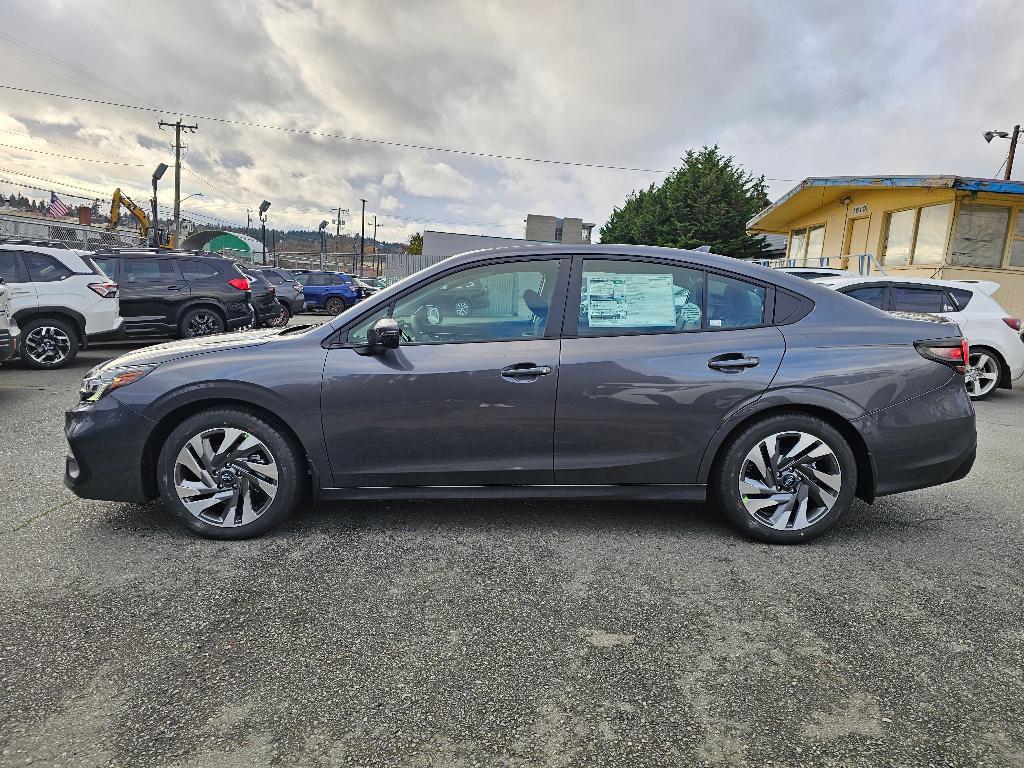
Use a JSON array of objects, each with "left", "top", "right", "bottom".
[{"left": 92, "top": 250, "right": 255, "bottom": 338}]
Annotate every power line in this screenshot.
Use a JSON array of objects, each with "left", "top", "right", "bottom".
[
  {"left": 0, "top": 141, "right": 147, "bottom": 167},
  {"left": 0, "top": 83, "right": 670, "bottom": 174}
]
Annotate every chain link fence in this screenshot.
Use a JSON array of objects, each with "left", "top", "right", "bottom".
[{"left": 0, "top": 213, "right": 145, "bottom": 249}]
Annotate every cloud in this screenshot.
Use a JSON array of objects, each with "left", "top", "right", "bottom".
[{"left": 0, "top": 0, "right": 1022, "bottom": 237}]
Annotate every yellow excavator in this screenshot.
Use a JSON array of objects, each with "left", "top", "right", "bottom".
[{"left": 107, "top": 188, "right": 174, "bottom": 247}]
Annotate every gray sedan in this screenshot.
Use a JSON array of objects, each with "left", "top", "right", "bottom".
[{"left": 65, "top": 244, "right": 976, "bottom": 543}]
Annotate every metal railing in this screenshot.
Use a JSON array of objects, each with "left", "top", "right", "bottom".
[
  {"left": 0, "top": 213, "right": 144, "bottom": 249},
  {"left": 751, "top": 253, "right": 888, "bottom": 276}
]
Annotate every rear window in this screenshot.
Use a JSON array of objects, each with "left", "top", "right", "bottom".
[
  {"left": 332, "top": 274, "right": 351, "bottom": 285},
  {"left": 842, "top": 285, "right": 886, "bottom": 309},
  {"left": 892, "top": 286, "right": 956, "bottom": 313},
  {"left": 92, "top": 257, "right": 119, "bottom": 280},
  {"left": 123, "top": 258, "right": 177, "bottom": 282},
  {"left": 947, "top": 287, "right": 973, "bottom": 311},
  {"left": 178, "top": 259, "right": 221, "bottom": 281},
  {"left": 306, "top": 274, "right": 329, "bottom": 286},
  {"left": 24, "top": 252, "right": 74, "bottom": 282}
]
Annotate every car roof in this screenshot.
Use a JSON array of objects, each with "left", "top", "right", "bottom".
[{"left": 815, "top": 275, "right": 992, "bottom": 293}]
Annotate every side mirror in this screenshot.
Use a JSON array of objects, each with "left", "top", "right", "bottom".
[{"left": 367, "top": 317, "right": 400, "bottom": 353}]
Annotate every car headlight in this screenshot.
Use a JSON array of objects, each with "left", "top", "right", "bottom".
[{"left": 79, "top": 363, "right": 159, "bottom": 402}]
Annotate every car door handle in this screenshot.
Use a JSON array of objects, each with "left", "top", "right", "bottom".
[
  {"left": 166, "top": 285, "right": 184, "bottom": 291},
  {"left": 500, "top": 363, "right": 553, "bottom": 380},
  {"left": 708, "top": 354, "right": 760, "bottom": 371}
]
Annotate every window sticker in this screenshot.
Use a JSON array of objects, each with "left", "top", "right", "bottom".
[{"left": 585, "top": 273, "right": 676, "bottom": 327}]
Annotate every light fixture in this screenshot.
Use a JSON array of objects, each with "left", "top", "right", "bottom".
[
  {"left": 983, "top": 130, "right": 1010, "bottom": 144},
  {"left": 259, "top": 200, "right": 271, "bottom": 215},
  {"left": 839, "top": 195, "right": 853, "bottom": 206},
  {"left": 152, "top": 163, "right": 168, "bottom": 181},
  {"left": 319, "top": 220, "right": 329, "bottom": 230}
]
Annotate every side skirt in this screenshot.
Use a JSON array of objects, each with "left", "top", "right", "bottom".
[{"left": 317, "top": 484, "right": 707, "bottom": 502}]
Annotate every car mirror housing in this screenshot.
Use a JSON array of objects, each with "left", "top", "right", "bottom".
[{"left": 367, "top": 317, "right": 401, "bottom": 353}]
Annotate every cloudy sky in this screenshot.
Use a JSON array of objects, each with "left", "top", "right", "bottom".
[{"left": 1, "top": 0, "right": 1022, "bottom": 243}]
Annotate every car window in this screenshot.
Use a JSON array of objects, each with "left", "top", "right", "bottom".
[
  {"left": 706, "top": 274, "right": 765, "bottom": 329},
  {"left": 843, "top": 285, "right": 886, "bottom": 309},
  {"left": 892, "top": 286, "right": 955, "bottom": 313},
  {"left": 346, "top": 306, "right": 390, "bottom": 345},
  {"left": 0, "top": 252, "right": 21, "bottom": 283},
  {"left": 24, "top": 252, "right": 73, "bottom": 282},
  {"left": 578, "top": 259, "right": 704, "bottom": 336},
  {"left": 92, "top": 257, "right": 118, "bottom": 280},
  {"left": 947, "top": 287, "right": 973, "bottom": 311},
  {"left": 352, "top": 260, "right": 562, "bottom": 345},
  {"left": 305, "top": 274, "right": 328, "bottom": 286},
  {"left": 261, "top": 270, "right": 286, "bottom": 285},
  {"left": 122, "top": 258, "right": 177, "bottom": 283},
  {"left": 332, "top": 274, "right": 351, "bottom": 285},
  {"left": 178, "top": 259, "right": 220, "bottom": 281}
]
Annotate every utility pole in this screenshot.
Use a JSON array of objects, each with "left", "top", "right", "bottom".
[
  {"left": 372, "top": 215, "right": 378, "bottom": 276},
  {"left": 157, "top": 119, "right": 198, "bottom": 246},
  {"left": 336, "top": 207, "right": 342, "bottom": 237},
  {"left": 1006, "top": 124, "right": 1020, "bottom": 181},
  {"left": 359, "top": 198, "right": 367, "bottom": 276}
]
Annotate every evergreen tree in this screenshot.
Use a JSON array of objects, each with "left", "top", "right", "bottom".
[
  {"left": 406, "top": 232, "right": 423, "bottom": 255},
  {"left": 600, "top": 146, "right": 771, "bottom": 259}
]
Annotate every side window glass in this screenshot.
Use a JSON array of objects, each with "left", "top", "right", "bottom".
[
  {"left": 333, "top": 274, "right": 350, "bottom": 286},
  {"left": 122, "top": 259, "right": 177, "bottom": 283},
  {"left": 307, "top": 275, "right": 327, "bottom": 286},
  {"left": 579, "top": 259, "right": 703, "bottom": 336},
  {"left": 0, "top": 252, "right": 21, "bottom": 283},
  {"left": 24, "top": 252, "right": 73, "bottom": 282},
  {"left": 92, "top": 257, "right": 118, "bottom": 280},
  {"left": 389, "top": 260, "right": 562, "bottom": 345},
  {"left": 706, "top": 274, "right": 765, "bottom": 329},
  {"left": 892, "top": 287, "right": 947, "bottom": 313},
  {"left": 843, "top": 286, "right": 886, "bottom": 309},
  {"left": 178, "top": 259, "right": 219, "bottom": 281}
]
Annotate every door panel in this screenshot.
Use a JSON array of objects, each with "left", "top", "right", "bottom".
[
  {"left": 554, "top": 326, "right": 786, "bottom": 485},
  {"left": 0, "top": 251, "right": 37, "bottom": 314},
  {"left": 322, "top": 340, "right": 560, "bottom": 486},
  {"left": 118, "top": 258, "right": 188, "bottom": 332}
]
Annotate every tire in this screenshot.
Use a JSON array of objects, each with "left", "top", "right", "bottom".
[
  {"left": 713, "top": 412, "right": 857, "bottom": 544},
  {"left": 325, "top": 296, "right": 348, "bottom": 315},
  {"left": 179, "top": 307, "right": 226, "bottom": 338},
  {"left": 965, "top": 346, "right": 1003, "bottom": 401},
  {"left": 276, "top": 302, "right": 292, "bottom": 324},
  {"left": 452, "top": 298, "right": 472, "bottom": 317},
  {"left": 156, "top": 408, "right": 303, "bottom": 539},
  {"left": 20, "top": 317, "right": 79, "bottom": 369}
]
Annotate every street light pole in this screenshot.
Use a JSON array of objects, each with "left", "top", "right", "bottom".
[{"left": 258, "top": 200, "right": 271, "bottom": 266}]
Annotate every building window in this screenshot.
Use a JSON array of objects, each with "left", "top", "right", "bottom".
[
  {"left": 881, "top": 203, "right": 952, "bottom": 266},
  {"left": 1008, "top": 209, "right": 1024, "bottom": 268},
  {"left": 949, "top": 204, "right": 1010, "bottom": 269},
  {"left": 788, "top": 223, "right": 825, "bottom": 261}
]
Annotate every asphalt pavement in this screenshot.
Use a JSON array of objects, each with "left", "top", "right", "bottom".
[{"left": 1, "top": 325, "right": 1022, "bottom": 767}]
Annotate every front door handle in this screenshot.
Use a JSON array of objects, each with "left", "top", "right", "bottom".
[
  {"left": 501, "top": 363, "right": 553, "bottom": 380},
  {"left": 166, "top": 285, "right": 184, "bottom": 291},
  {"left": 708, "top": 354, "right": 760, "bottom": 372}
]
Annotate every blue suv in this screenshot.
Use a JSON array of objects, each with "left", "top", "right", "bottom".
[{"left": 301, "top": 271, "right": 360, "bottom": 314}]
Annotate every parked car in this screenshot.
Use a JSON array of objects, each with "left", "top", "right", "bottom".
[
  {"left": 255, "top": 267, "right": 305, "bottom": 321},
  {"left": 90, "top": 250, "right": 254, "bottom": 339},
  {"left": 234, "top": 264, "right": 285, "bottom": 328},
  {"left": 353, "top": 277, "right": 383, "bottom": 300},
  {"left": 65, "top": 244, "right": 976, "bottom": 544},
  {"left": 419, "top": 274, "right": 490, "bottom": 317},
  {"left": 357, "top": 276, "right": 388, "bottom": 290},
  {"left": 0, "top": 278, "right": 20, "bottom": 364},
  {"left": 817, "top": 276, "right": 1024, "bottom": 400},
  {"left": 0, "top": 241, "right": 121, "bottom": 369},
  {"left": 301, "top": 271, "right": 361, "bottom": 314}
]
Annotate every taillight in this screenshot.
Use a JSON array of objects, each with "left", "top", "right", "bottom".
[
  {"left": 1003, "top": 317, "right": 1021, "bottom": 332},
  {"left": 228, "top": 277, "right": 250, "bottom": 291},
  {"left": 915, "top": 338, "right": 968, "bottom": 374},
  {"left": 88, "top": 282, "right": 118, "bottom": 298}
]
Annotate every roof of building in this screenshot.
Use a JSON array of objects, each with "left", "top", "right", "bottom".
[{"left": 748, "top": 175, "right": 1024, "bottom": 233}]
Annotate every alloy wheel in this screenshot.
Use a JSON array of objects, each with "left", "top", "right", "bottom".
[
  {"left": 24, "top": 325, "right": 72, "bottom": 365},
  {"left": 454, "top": 300, "right": 471, "bottom": 317},
  {"left": 738, "top": 431, "right": 842, "bottom": 531},
  {"left": 965, "top": 351, "right": 999, "bottom": 398},
  {"left": 172, "top": 427, "right": 279, "bottom": 527},
  {"left": 187, "top": 312, "right": 222, "bottom": 337}
]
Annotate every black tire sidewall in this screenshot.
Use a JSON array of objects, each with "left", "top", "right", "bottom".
[
  {"left": 19, "top": 317, "right": 78, "bottom": 369},
  {"left": 156, "top": 408, "right": 302, "bottom": 539},
  {"left": 179, "top": 308, "right": 225, "bottom": 338},
  {"left": 714, "top": 413, "right": 857, "bottom": 544}
]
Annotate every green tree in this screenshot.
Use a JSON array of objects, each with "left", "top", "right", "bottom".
[
  {"left": 600, "top": 146, "right": 771, "bottom": 259},
  {"left": 406, "top": 231, "right": 423, "bottom": 255}
]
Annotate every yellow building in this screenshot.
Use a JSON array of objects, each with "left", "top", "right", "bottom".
[{"left": 747, "top": 175, "right": 1024, "bottom": 316}]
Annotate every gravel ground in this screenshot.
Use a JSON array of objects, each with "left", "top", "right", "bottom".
[{"left": 1, "top": 323, "right": 1022, "bottom": 768}]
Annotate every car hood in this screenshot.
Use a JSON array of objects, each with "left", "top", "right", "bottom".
[{"left": 101, "top": 329, "right": 285, "bottom": 369}]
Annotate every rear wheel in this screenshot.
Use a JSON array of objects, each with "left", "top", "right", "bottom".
[
  {"left": 20, "top": 317, "right": 78, "bottom": 369},
  {"left": 179, "top": 307, "right": 225, "bottom": 338},
  {"left": 157, "top": 408, "right": 302, "bottom": 539},
  {"left": 325, "top": 296, "right": 347, "bottom": 315},
  {"left": 714, "top": 413, "right": 857, "bottom": 544},
  {"left": 965, "top": 347, "right": 1002, "bottom": 401}
]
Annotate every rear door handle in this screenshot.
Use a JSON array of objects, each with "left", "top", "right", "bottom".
[
  {"left": 167, "top": 285, "right": 184, "bottom": 291},
  {"left": 501, "top": 363, "right": 553, "bottom": 380},
  {"left": 708, "top": 354, "right": 760, "bottom": 371}
]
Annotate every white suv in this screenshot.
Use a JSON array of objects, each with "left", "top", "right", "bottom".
[
  {"left": 0, "top": 243, "right": 122, "bottom": 369},
  {"left": 0, "top": 278, "right": 20, "bottom": 364},
  {"left": 818, "top": 275, "right": 1024, "bottom": 400}
]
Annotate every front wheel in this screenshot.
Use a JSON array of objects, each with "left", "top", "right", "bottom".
[
  {"left": 20, "top": 317, "right": 79, "bottom": 369},
  {"left": 965, "top": 347, "right": 1002, "bottom": 401},
  {"left": 714, "top": 413, "right": 857, "bottom": 544},
  {"left": 157, "top": 408, "right": 303, "bottom": 539}
]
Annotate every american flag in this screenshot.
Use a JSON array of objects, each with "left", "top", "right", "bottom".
[{"left": 48, "top": 192, "right": 69, "bottom": 219}]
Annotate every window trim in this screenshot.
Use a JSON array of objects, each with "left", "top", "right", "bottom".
[
  {"left": 561, "top": 254, "right": 776, "bottom": 339},
  {"left": 330, "top": 255, "right": 571, "bottom": 349}
]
